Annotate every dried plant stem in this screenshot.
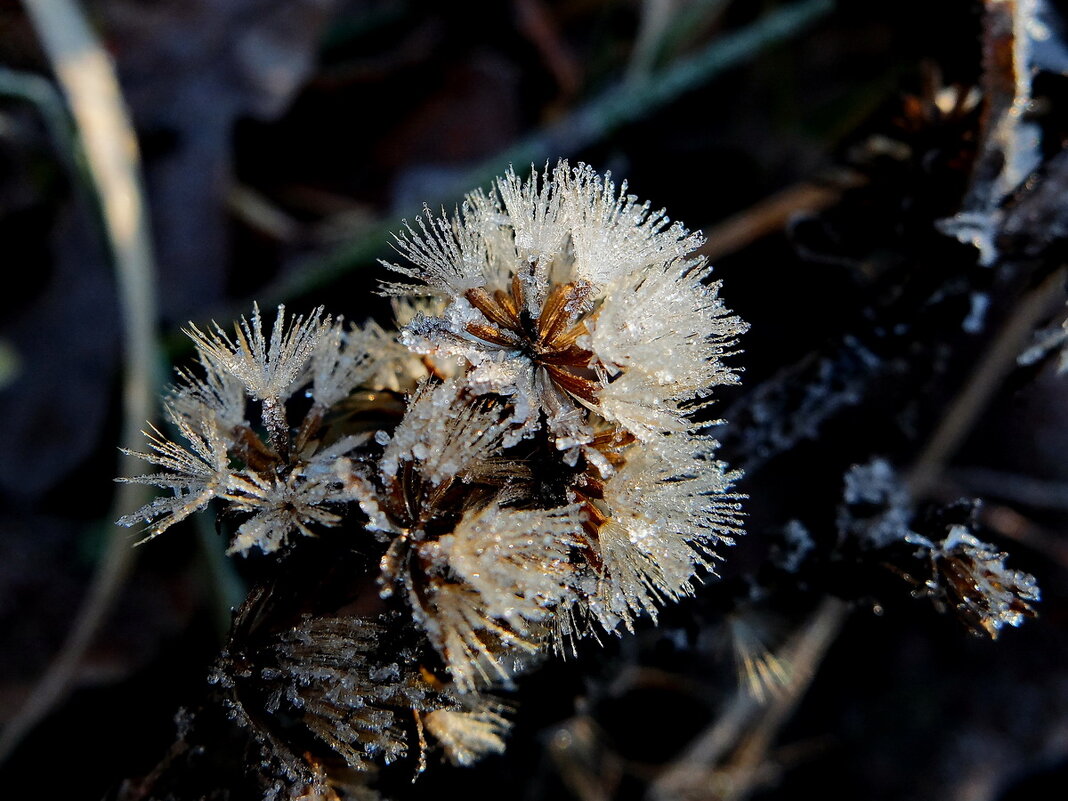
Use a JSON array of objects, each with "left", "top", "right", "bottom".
[
  {"left": 627, "top": 0, "right": 677, "bottom": 82},
  {"left": 514, "top": 0, "right": 582, "bottom": 99},
  {"left": 249, "top": 0, "right": 833, "bottom": 311},
  {"left": 0, "top": 0, "right": 158, "bottom": 763},
  {"left": 907, "top": 266, "right": 1067, "bottom": 496},
  {"left": 697, "top": 178, "right": 858, "bottom": 263},
  {"left": 647, "top": 597, "right": 848, "bottom": 801},
  {"left": 227, "top": 183, "right": 303, "bottom": 243},
  {"left": 950, "top": 467, "right": 1068, "bottom": 512},
  {"left": 261, "top": 397, "right": 291, "bottom": 460},
  {"left": 979, "top": 503, "right": 1068, "bottom": 570},
  {"left": 478, "top": 0, "right": 832, "bottom": 181}
]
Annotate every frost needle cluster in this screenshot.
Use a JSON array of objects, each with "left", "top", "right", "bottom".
[{"left": 121, "top": 162, "right": 747, "bottom": 792}]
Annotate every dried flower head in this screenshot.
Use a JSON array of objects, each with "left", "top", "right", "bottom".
[
  {"left": 119, "top": 161, "right": 750, "bottom": 791},
  {"left": 385, "top": 161, "right": 747, "bottom": 459},
  {"left": 184, "top": 302, "right": 328, "bottom": 407},
  {"left": 577, "top": 443, "right": 743, "bottom": 632},
  {"left": 337, "top": 379, "right": 584, "bottom": 691},
  {"left": 121, "top": 305, "right": 375, "bottom": 554},
  {"left": 913, "top": 525, "right": 1041, "bottom": 638},
  {"left": 216, "top": 598, "right": 511, "bottom": 783},
  {"left": 117, "top": 413, "right": 232, "bottom": 542}
]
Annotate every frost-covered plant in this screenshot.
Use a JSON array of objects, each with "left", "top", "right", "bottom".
[
  {"left": 386, "top": 163, "right": 744, "bottom": 460},
  {"left": 835, "top": 460, "right": 1041, "bottom": 640},
  {"left": 909, "top": 525, "right": 1040, "bottom": 638},
  {"left": 120, "top": 161, "right": 747, "bottom": 793}
]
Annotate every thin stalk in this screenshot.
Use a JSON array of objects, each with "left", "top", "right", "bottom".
[
  {"left": 647, "top": 597, "right": 848, "bottom": 801},
  {"left": 0, "top": 0, "right": 159, "bottom": 763},
  {"left": 907, "top": 266, "right": 1067, "bottom": 496}
]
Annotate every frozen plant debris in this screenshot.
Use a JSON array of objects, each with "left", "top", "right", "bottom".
[
  {"left": 837, "top": 458, "right": 912, "bottom": 549},
  {"left": 217, "top": 603, "right": 513, "bottom": 782},
  {"left": 910, "top": 525, "right": 1041, "bottom": 639},
  {"left": 725, "top": 610, "right": 792, "bottom": 704},
  {"left": 833, "top": 461, "right": 1042, "bottom": 638},
  {"left": 119, "top": 160, "right": 748, "bottom": 791},
  {"left": 422, "top": 706, "right": 509, "bottom": 767}
]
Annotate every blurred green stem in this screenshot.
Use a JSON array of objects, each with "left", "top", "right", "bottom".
[
  {"left": 196, "top": 514, "right": 247, "bottom": 644},
  {"left": 251, "top": 0, "right": 834, "bottom": 311}
]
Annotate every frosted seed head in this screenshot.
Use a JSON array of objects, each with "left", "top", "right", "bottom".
[{"left": 384, "top": 160, "right": 746, "bottom": 451}]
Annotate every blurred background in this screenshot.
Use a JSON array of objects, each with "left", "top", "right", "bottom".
[{"left": 0, "top": 1, "right": 1066, "bottom": 799}]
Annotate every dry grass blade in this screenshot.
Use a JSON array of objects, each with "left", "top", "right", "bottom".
[
  {"left": 0, "top": 0, "right": 158, "bottom": 764},
  {"left": 697, "top": 179, "right": 857, "bottom": 263},
  {"left": 907, "top": 266, "right": 1067, "bottom": 497}
]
